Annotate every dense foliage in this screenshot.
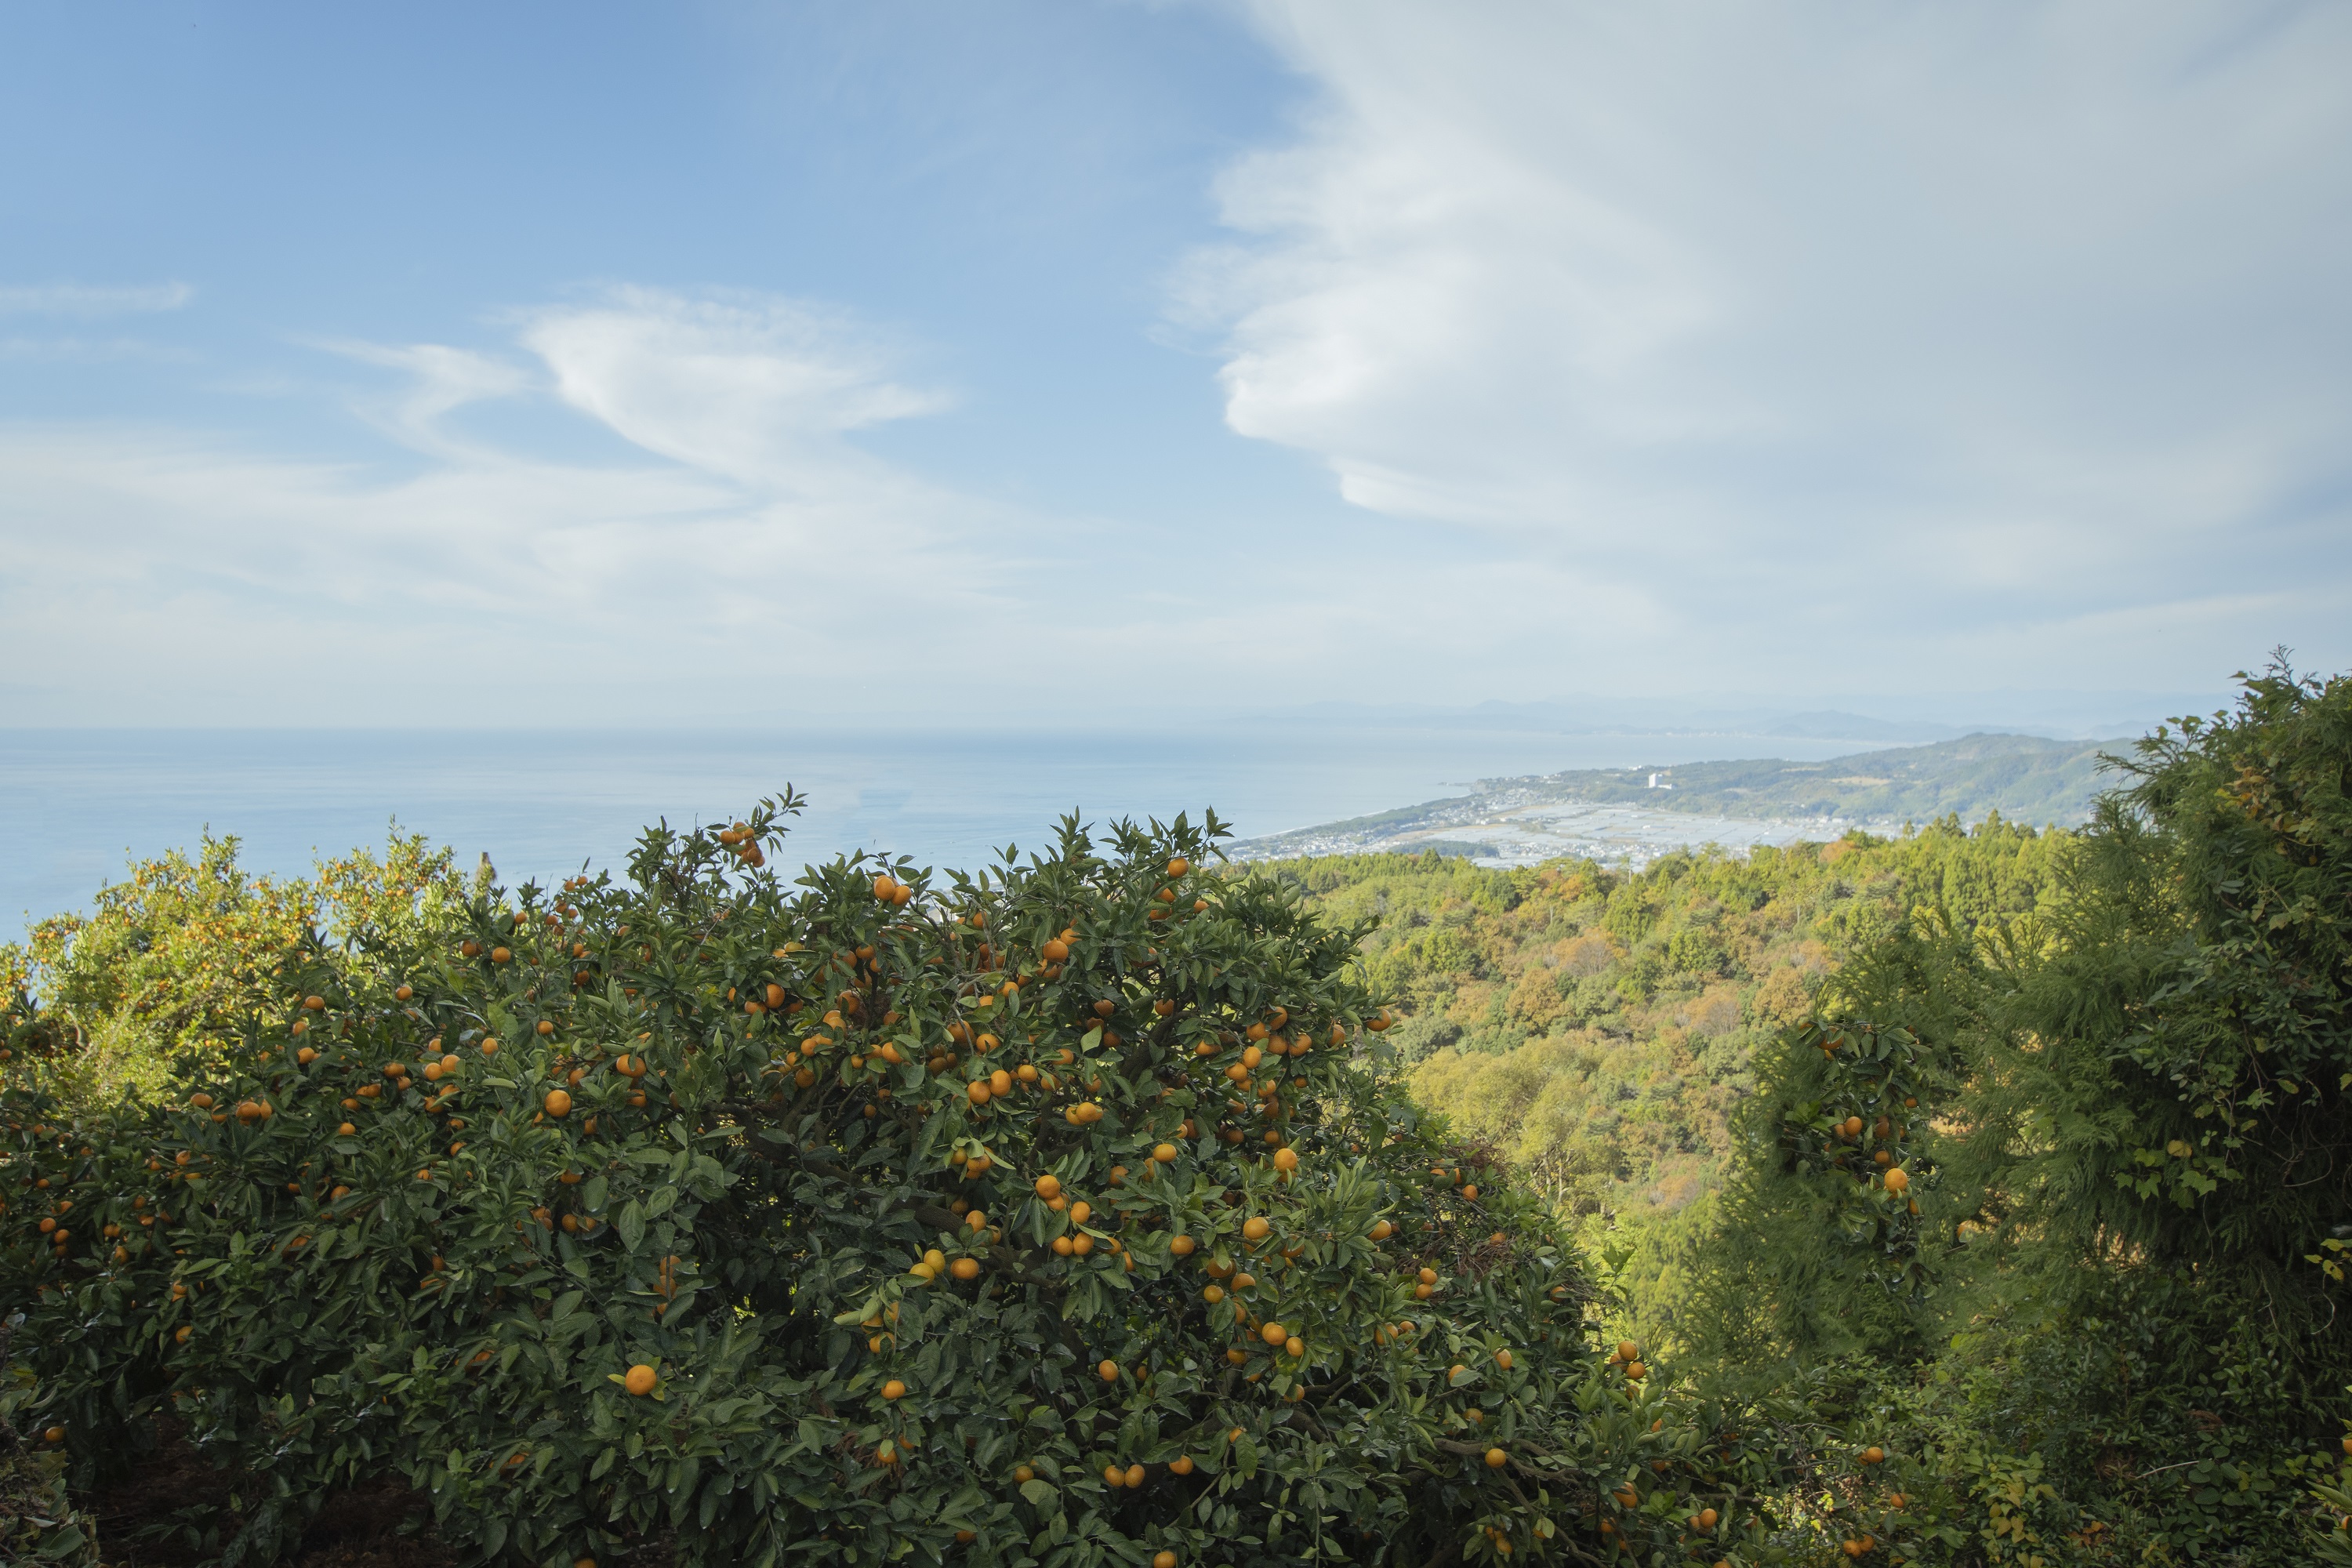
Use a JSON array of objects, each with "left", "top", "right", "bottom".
[
  {"left": 1272, "top": 818, "right": 2068, "bottom": 1328},
  {"left": 1, "top": 1314, "right": 95, "bottom": 1565},
  {"left": 4, "top": 806, "right": 1854, "bottom": 1568},
  {"left": 0, "top": 833, "right": 470, "bottom": 1109},
  {"left": 1272, "top": 666, "right": 2352, "bottom": 1563},
  {"left": 1694, "top": 666, "right": 2352, "bottom": 1563}
]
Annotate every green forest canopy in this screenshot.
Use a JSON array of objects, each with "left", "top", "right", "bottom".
[{"left": 1261, "top": 815, "right": 2070, "bottom": 1232}]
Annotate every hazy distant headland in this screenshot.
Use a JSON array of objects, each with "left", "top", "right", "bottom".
[
  {"left": 1230, "top": 731, "right": 2123, "bottom": 866},
  {"left": 1, "top": 711, "right": 2165, "bottom": 941}
]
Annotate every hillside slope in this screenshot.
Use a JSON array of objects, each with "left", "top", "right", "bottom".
[
  {"left": 1483, "top": 731, "right": 2122, "bottom": 825},
  {"left": 1235, "top": 734, "right": 2122, "bottom": 866},
  {"left": 1260, "top": 818, "right": 2073, "bottom": 1225}
]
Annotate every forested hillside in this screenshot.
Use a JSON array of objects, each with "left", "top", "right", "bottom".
[
  {"left": 1483, "top": 732, "right": 2118, "bottom": 826},
  {"left": 1276, "top": 666, "right": 2352, "bottom": 1565},
  {"left": 1235, "top": 732, "right": 2116, "bottom": 866},
  {"left": 1264, "top": 817, "right": 2071, "bottom": 1226}
]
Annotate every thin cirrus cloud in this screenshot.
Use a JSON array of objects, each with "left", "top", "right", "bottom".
[
  {"left": 0, "top": 281, "right": 194, "bottom": 316},
  {"left": 1184, "top": 0, "right": 2352, "bottom": 686},
  {"left": 0, "top": 279, "right": 198, "bottom": 365},
  {"left": 318, "top": 340, "right": 539, "bottom": 456},
  {"left": 0, "top": 289, "right": 1026, "bottom": 723},
  {"left": 2, "top": 284, "right": 1488, "bottom": 728},
  {"left": 519, "top": 289, "right": 953, "bottom": 491}
]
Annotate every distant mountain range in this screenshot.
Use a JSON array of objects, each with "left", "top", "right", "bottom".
[
  {"left": 1477, "top": 731, "right": 2130, "bottom": 827},
  {"left": 1230, "top": 732, "right": 2132, "bottom": 866}
]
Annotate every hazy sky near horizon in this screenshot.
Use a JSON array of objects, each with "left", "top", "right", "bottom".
[{"left": 3, "top": 1, "right": 2347, "bottom": 728}]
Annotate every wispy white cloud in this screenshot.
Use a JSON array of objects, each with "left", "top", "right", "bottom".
[
  {"left": 3, "top": 285, "right": 1523, "bottom": 727},
  {"left": 319, "top": 341, "right": 536, "bottom": 455},
  {"left": 1190, "top": 0, "right": 2352, "bottom": 686},
  {"left": 0, "top": 336, "right": 196, "bottom": 363},
  {"left": 0, "top": 287, "right": 1022, "bottom": 721},
  {"left": 519, "top": 289, "right": 953, "bottom": 489},
  {"left": 0, "top": 281, "right": 194, "bottom": 316},
  {"left": 0, "top": 280, "right": 1657, "bottom": 726}
]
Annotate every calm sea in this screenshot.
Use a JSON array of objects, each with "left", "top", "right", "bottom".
[{"left": 0, "top": 725, "right": 1869, "bottom": 941}]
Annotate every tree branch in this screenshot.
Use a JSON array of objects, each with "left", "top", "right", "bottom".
[{"left": 1431, "top": 1437, "right": 1557, "bottom": 1484}]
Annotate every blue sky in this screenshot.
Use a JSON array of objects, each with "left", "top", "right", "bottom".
[{"left": 4, "top": 1, "right": 2348, "bottom": 728}]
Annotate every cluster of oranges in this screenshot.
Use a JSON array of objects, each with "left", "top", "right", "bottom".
[{"left": 717, "top": 823, "right": 767, "bottom": 869}]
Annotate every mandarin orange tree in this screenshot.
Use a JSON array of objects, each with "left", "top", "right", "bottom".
[
  {"left": 0, "top": 1316, "right": 99, "bottom": 1566},
  {"left": 5, "top": 800, "right": 1823, "bottom": 1566},
  {"left": 1766, "top": 1015, "right": 1948, "bottom": 1310}
]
